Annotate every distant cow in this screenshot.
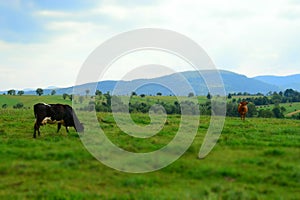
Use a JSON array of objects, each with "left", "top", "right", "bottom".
[
  {"left": 238, "top": 101, "right": 248, "bottom": 120},
  {"left": 33, "top": 103, "right": 84, "bottom": 138}
]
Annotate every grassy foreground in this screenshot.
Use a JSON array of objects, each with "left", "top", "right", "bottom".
[{"left": 0, "top": 108, "right": 299, "bottom": 199}]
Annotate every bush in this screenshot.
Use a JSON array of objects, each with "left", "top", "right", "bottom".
[
  {"left": 272, "top": 106, "right": 284, "bottom": 118},
  {"left": 13, "top": 103, "right": 24, "bottom": 109},
  {"left": 291, "top": 113, "right": 300, "bottom": 120},
  {"left": 258, "top": 109, "right": 274, "bottom": 118}
]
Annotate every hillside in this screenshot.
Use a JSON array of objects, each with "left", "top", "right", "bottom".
[
  {"left": 254, "top": 74, "right": 300, "bottom": 91},
  {"left": 18, "top": 70, "right": 280, "bottom": 96}
]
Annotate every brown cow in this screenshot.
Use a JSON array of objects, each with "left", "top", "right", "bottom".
[{"left": 238, "top": 101, "right": 248, "bottom": 120}]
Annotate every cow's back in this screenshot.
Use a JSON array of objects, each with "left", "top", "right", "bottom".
[
  {"left": 49, "top": 104, "right": 78, "bottom": 127},
  {"left": 49, "top": 104, "right": 65, "bottom": 121}
]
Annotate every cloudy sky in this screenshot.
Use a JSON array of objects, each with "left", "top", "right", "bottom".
[{"left": 0, "top": 0, "right": 299, "bottom": 90}]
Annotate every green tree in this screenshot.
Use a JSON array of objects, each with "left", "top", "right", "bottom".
[
  {"left": 36, "top": 88, "right": 43, "bottom": 96},
  {"left": 258, "top": 109, "right": 274, "bottom": 118},
  {"left": 157, "top": 92, "right": 162, "bottom": 96},
  {"left": 104, "top": 92, "right": 111, "bottom": 106},
  {"left": 247, "top": 102, "right": 257, "bottom": 117},
  {"left": 283, "top": 89, "right": 296, "bottom": 97},
  {"left": 206, "top": 92, "right": 211, "bottom": 100},
  {"left": 280, "top": 106, "right": 286, "bottom": 113},
  {"left": 13, "top": 102, "right": 24, "bottom": 109},
  {"left": 7, "top": 89, "right": 16, "bottom": 95},
  {"left": 51, "top": 90, "right": 56, "bottom": 95},
  {"left": 17, "top": 90, "right": 24, "bottom": 96},
  {"left": 62, "top": 93, "right": 69, "bottom": 100},
  {"left": 188, "top": 92, "right": 194, "bottom": 97},
  {"left": 95, "top": 90, "right": 102, "bottom": 96},
  {"left": 271, "top": 92, "right": 282, "bottom": 104},
  {"left": 226, "top": 102, "right": 239, "bottom": 117},
  {"left": 272, "top": 106, "right": 284, "bottom": 118},
  {"left": 85, "top": 89, "right": 90, "bottom": 97},
  {"left": 227, "top": 93, "right": 232, "bottom": 99}
]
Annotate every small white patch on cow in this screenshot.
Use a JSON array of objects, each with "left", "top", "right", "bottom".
[
  {"left": 42, "top": 102, "right": 50, "bottom": 107},
  {"left": 41, "top": 117, "right": 56, "bottom": 125}
]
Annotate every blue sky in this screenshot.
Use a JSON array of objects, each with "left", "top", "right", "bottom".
[{"left": 0, "top": 0, "right": 300, "bottom": 90}]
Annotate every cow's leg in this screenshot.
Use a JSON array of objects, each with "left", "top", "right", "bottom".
[
  {"left": 34, "top": 122, "right": 40, "bottom": 138},
  {"left": 38, "top": 125, "right": 41, "bottom": 136},
  {"left": 57, "top": 123, "right": 62, "bottom": 133},
  {"left": 33, "top": 124, "right": 37, "bottom": 138},
  {"left": 65, "top": 126, "right": 69, "bottom": 133}
]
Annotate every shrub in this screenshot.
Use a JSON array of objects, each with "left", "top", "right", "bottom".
[{"left": 13, "top": 103, "right": 24, "bottom": 109}]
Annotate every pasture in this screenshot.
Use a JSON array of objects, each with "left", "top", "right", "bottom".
[
  {"left": 256, "top": 102, "right": 300, "bottom": 117},
  {"left": 0, "top": 95, "right": 299, "bottom": 199},
  {"left": 281, "top": 102, "right": 300, "bottom": 117},
  {"left": 0, "top": 95, "right": 72, "bottom": 108}
]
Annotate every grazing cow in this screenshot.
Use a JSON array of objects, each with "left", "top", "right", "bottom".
[
  {"left": 33, "top": 103, "right": 84, "bottom": 138},
  {"left": 238, "top": 101, "right": 248, "bottom": 120}
]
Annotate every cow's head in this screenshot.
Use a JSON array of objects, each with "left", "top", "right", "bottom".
[
  {"left": 240, "top": 101, "right": 248, "bottom": 106},
  {"left": 76, "top": 123, "right": 84, "bottom": 133}
]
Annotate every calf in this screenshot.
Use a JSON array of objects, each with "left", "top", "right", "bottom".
[
  {"left": 33, "top": 103, "right": 84, "bottom": 138},
  {"left": 238, "top": 101, "right": 248, "bottom": 120}
]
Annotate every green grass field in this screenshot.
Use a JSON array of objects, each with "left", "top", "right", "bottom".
[
  {"left": 280, "top": 102, "right": 300, "bottom": 116},
  {"left": 0, "top": 95, "right": 300, "bottom": 199},
  {"left": 128, "top": 95, "right": 208, "bottom": 105},
  {"left": 257, "top": 102, "right": 300, "bottom": 117},
  {"left": 0, "top": 95, "right": 72, "bottom": 108}
]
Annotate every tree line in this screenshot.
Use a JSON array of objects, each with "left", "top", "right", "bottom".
[
  {"left": 229, "top": 89, "right": 300, "bottom": 104},
  {"left": 3, "top": 87, "right": 300, "bottom": 119},
  {"left": 227, "top": 89, "right": 300, "bottom": 118},
  {"left": 4, "top": 88, "right": 56, "bottom": 96},
  {"left": 76, "top": 89, "right": 299, "bottom": 119}
]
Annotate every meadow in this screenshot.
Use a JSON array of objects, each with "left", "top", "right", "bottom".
[{"left": 0, "top": 95, "right": 299, "bottom": 199}]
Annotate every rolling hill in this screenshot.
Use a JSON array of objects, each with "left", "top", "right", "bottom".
[
  {"left": 2, "top": 70, "right": 288, "bottom": 96},
  {"left": 254, "top": 74, "right": 300, "bottom": 91}
]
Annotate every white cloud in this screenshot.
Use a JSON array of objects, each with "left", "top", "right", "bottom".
[
  {"left": 0, "top": 0, "right": 300, "bottom": 90},
  {"left": 94, "top": 5, "right": 130, "bottom": 20},
  {"left": 35, "top": 10, "right": 73, "bottom": 18}
]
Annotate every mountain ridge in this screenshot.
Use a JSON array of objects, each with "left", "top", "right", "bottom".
[
  {"left": 254, "top": 74, "right": 300, "bottom": 91},
  {"left": 2, "top": 70, "right": 299, "bottom": 96}
]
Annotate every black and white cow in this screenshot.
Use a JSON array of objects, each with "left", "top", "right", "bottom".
[{"left": 33, "top": 103, "right": 84, "bottom": 138}]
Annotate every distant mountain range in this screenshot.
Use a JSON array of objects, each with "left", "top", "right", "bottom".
[
  {"left": 2, "top": 70, "right": 299, "bottom": 96},
  {"left": 253, "top": 74, "right": 300, "bottom": 92}
]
